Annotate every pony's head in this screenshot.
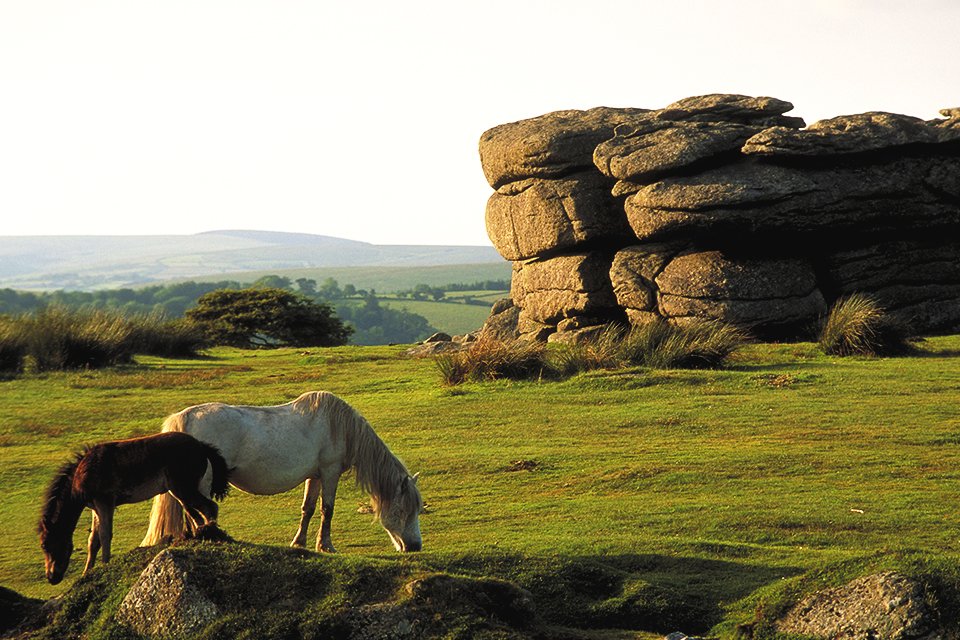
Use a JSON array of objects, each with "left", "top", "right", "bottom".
[
  {"left": 38, "top": 521, "right": 72, "bottom": 584},
  {"left": 375, "top": 472, "right": 423, "bottom": 552},
  {"left": 38, "top": 455, "right": 82, "bottom": 584}
]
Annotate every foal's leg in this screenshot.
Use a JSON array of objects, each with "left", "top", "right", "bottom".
[
  {"left": 316, "top": 469, "right": 342, "bottom": 553},
  {"left": 89, "top": 501, "right": 114, "bottom": 569},
  {"left": 83, "top": 511, "right": 101, "bottom": 575},
  {"left": 171, "top": 487, "right": 219, "bottom": 532},
  {"left": 291, "top": 478, "right": 321, "bottom": 548}
]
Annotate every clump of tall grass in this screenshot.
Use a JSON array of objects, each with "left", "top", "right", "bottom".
[
  {"left": 435, "top": 337, "right": 551, "bottom": 385},
  {"left": 438, "top": 319, "right": 747, "bottom": 385},
  {"left": 126, "top": 315, "right": 208, "bottom": 358},
  {"left": 17, "top": 306, "right": 135, "bottom": 371},
  {"left": 0, "top": 316, "right": 26, "bottom": 373},
  {"left": 617, "top": 318, "right": 749, "bottom": 369},
  {"left": 549, "top": 325, "right": 624, "bottom": 376},
  {"left": 818, "top": 294, "right": 913, "bottom": 356}
]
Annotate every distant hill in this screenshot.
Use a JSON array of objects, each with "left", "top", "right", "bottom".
[{"left": 0, "top": 230, "right": 506, "bottom": 291}]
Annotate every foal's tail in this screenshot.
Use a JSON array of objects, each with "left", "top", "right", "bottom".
[
  {"left": 141, "top": 411, "right": 232, "bottom": 546},
  {"left": 201, "top": 442, "right": 231, "bottom": 501}
]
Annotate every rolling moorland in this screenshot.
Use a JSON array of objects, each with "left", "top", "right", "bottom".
[
  {"left": 2, "top": 335, "right": 960, "bottom": 637},
  {"left": 0, "top": 231, "right": 506, "bottom": 291}
]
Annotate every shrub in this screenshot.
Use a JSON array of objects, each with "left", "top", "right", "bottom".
[
  {"left": 18, "top": 306, "right": 134, "bottom": 371},
  {"left": 819, "top": 294, "right": 913, "bottom": 356},
  {"left": 187, "top": 288, "right": 352, "bottom": 348},
  {"left": 435, "top": 338, "right": 551, "bottom": 385}
]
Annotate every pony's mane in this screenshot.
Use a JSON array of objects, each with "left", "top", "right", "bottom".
[
  {"left": 38, "top": 453, "right": 84, "bottom": 536},
  {"left": 295, "top": 391, "right": 420, "bottom": 517}
]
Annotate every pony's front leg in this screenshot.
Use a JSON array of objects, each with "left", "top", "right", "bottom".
[
  {"left": 316, "top": 470, "right": 341, "bottom": 553},
  {"left": 90, "top": 501, "right": 114, "bottom": 570},
  {"left": 83, "top": 511, "right": 101, "bottom": 575},
  {"left": 291, "top": 478, "right": 321, "bottom": 548}
]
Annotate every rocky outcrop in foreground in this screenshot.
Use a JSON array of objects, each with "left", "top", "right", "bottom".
[{"left": 479, "top": 95, "right": 960, "bottom": 341}]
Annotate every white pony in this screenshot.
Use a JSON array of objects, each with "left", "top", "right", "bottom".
[{"left": 140, "top": 391, "right": 423, "bottom": 553}]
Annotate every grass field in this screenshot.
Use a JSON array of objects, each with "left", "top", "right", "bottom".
[
  {"left": 378, "top": 292, "right": 506, "bottom": 336},
  {"left": 3, "top": 336, "right": 960, "bottom": 635}
]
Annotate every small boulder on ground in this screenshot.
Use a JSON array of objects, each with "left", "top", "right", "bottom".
[
  {"left": 115, "top": 549, "right": 219, "bottom": 638},
  {"left": 777, "top": 572, "right": 937, "bottom": 640}
]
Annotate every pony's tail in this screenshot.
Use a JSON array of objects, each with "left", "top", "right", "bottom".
[
  {"left": 141, "top": 412, "right": 189, "bottom": 547},
  {"left": 202, "top": 443, "right": 231, "bottom": 501}
]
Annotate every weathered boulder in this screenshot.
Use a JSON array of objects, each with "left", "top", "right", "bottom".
[
  {"left": 479, "top": 298, "right": 520, "bottom": 342},
  {"left": 115, "top": 549, "right": 219, "bottom": 638},
  {"left": 479, "top": 107, "right": 650, "bottom": 190},
  {"left": 609, "top": 243, "right": 689, "bottom": 314},
  {"left": 658, "top": 94, "right": 804, "bottom": 127},
  {"left": 655, "top": 251, "right": 826, "bottom": 331},
  {"left": 743, "top": 111, "right": 960, "bottom": 157},
  {"left": 485, "top": 171, "right": 630, "bottom": 261},
  {"left": 777, "top": 572, "right": 937, "bottom": 640},
  {"left": 625, "top": 155, "right": 960, "bottom": 242},
  {"left": 511, "top": 252, "right": 619, "bottom": 324}
]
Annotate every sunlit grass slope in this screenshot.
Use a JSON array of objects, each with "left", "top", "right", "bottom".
[{"left": 2, "top": 336, "right": 960, "bottom": 635}]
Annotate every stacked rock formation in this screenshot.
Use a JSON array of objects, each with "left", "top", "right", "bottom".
[{"left": 479, "top": 95, "right": 960, "bottom": 342}]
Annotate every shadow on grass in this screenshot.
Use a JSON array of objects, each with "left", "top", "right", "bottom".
[{"left": 433, "top": 551, "right": 801, "bottom": 635}]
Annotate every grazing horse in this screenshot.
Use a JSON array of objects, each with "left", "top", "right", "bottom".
[
  {"left": 140, "top": 391, "right": 423, "bottom": 553},
  {"left": 38, "top": 432, "right": 230, "bottom": 584}
]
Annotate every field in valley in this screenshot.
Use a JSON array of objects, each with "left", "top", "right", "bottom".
[{"left": 2, "top": 336, "right": 960, "bottom": 635}]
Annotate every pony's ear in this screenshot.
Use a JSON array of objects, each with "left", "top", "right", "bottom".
[{"left": 411, "top": 472, "right": 420, "bottom": 485}]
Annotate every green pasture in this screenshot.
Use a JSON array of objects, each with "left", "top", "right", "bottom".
[
  {"left": 3, "top": 336, "right": 960, "bottom": 635},
  {"left": 377, "top": 295, "right": 503, "bottom": 336}
]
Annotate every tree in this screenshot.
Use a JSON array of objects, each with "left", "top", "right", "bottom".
[
  {"left": 295, "top": 278, "right": 317, "bottom": 296},
  {"left": 186, "top": 288, "right": 352, "bottom": 348},
  {"left": 253, "top": 275, "right": 292, "bottom": 290}
]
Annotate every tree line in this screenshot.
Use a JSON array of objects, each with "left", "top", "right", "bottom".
[{"left": 0, "top": 276, "right": 449, "bottom": 346}]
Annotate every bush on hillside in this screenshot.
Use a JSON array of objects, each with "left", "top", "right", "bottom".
[
  {"left": 818, "top": 294, "right": 914, "bottom": 356},
  {"left": 186, "top": 288, "right": 352, "bottom": 348}
]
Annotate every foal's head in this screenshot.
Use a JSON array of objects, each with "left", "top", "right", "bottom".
[
  {"left": 376, "top": 472, "right": 423, "bottom": 553},
  {"left": 38, "top": 458, "right": 82, "bottom": 584},
  {"left": 38, "top": 521, "right": 73, "bottom": 585}
]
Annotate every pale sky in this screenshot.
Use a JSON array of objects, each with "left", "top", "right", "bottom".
[{"left": 1, "top": 0, "right": 957, "bottom": 246}]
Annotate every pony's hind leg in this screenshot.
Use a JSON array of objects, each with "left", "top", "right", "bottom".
[
  {"left": 291, "top": 478, "right": 321, "bottom": 548},
  {"left": 316, "top": 468, "right": 342, "bottom": 553},
  {"left": 83, "top": 511, "right": 101, "bottom": 575}
]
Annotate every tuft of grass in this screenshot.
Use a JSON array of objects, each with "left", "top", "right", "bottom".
[
  {"left": 435, "top": 337, "right": 550, "bottom": 385},
  {"left": 437, "top": 320, "right": 748, "bottom": 385},
  {"left": 126, "top": 314, "right": 208, "bottom": 358},
  {"left": 818, "top": 294, "right": 913, "bottom": 357},
  {"left": 617, "top": 318, "right": 748, "bottom": 369},
  {"left": 549, "top": 325, "right": 624, "bottom": 376},
  {"left": 0, "top": 316, "right": 26, "bottom": 373},
  {"left": 18, "top": 306, "right": 134, "bottom": 372}
]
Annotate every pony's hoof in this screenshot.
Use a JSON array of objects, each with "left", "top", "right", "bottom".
[{"left": 318, "top": 544, "right": 337, "bottom": 553}]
